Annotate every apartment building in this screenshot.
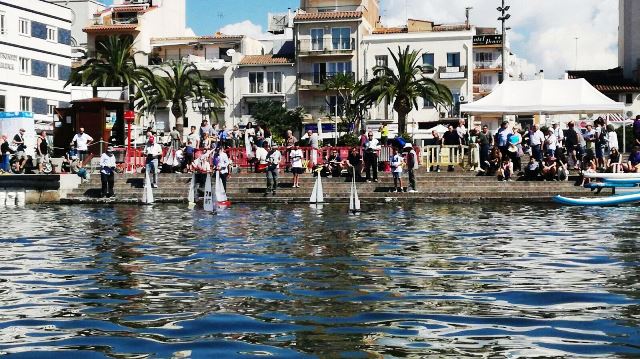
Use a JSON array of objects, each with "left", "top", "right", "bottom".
[
  {"left": 294, "top": 0, "right": 379, "bottom": 124},
  {"left": 363, "top": 20, "right": 474, "bottom": 140},
  {"left": 0, "top": 0, "right": 73, "bottom": 132}
]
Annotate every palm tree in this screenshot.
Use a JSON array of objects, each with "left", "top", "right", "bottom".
[
  {"left": 66, "top": 36, "right": 153, "bottom": 104},
  {"left": 141, "top": 61, "right": 225, "bottom": 132},
  {"left": 361, "top": 46, "right": 454, "bottom": 135}
]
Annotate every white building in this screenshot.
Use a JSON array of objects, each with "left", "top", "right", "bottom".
[
  {"left": 50, "top": 0, "right": 106, "bottom": 48},
  {"left": 0, "top": 0, "right": 73, "bottom": 132},
  {"left": 619, "top": 0, "right": 640, "bottom": 81},
  {"left": 363, "top": 20, "right": 474, "bottom": 141}
]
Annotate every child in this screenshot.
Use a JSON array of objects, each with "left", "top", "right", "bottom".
[
  {"left": 497, "top": 157, "right": 513, "bottom": 182},
  {"left": 390, "top": 148, "right": 404, "bottom": 192}
]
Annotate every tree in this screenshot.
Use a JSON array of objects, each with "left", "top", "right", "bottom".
[
  {"left": 322, "top": 73, "right": 365, "bottom": 135},
  {"left": 361, "top": 46, "right": 454, "bottom": 134},
  {"left": 141, "top": 61, "right": 225, "bottom": 132},
  {"left": 65, "top": 36, "right": 153, "bottom": 105},
  {"left": 250, "top": 100, "right": 304, "bottom": 142}
]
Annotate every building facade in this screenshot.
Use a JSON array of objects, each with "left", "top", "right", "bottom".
[
  {"left": 363, "top": 21, "right": 474, "bottom": 141},
  {"left": 0, "top": 0, "right": 73, "bottom": 132},
  {"left": 50, "top": 0, "right": 106, "bottom": 48},
  {"left": 619, "top": 0, "right": 640, "bottom": 81}
]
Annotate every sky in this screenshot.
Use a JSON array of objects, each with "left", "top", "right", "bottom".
[{"left": 104, "top": 0, "right": 619, "bottom": 79}]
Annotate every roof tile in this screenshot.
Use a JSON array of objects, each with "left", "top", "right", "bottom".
[
  {"left": 294, "top": 11, "right": 362, "bottom": 21},
  {"left": 83, "top": 24, "right": 138, "bottom": 33},
  {"left": 240, "top": 55, "right": 293, "bottom": 65}
]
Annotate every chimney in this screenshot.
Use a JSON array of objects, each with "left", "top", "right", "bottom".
[{"left": 539, "top": 70, "right": 545, "bottom": 79}]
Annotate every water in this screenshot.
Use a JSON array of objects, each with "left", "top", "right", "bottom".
[{"left": 0, "top": 204, "right": 638, "bottom": 358}]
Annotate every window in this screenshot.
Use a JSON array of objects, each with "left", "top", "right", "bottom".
[
  {"left": 0, "top": 94, "right": 5, "bottom": 111},
  {"left": 327, "top": 61, "right": 351, "bottom": 76},
  {"left": 423, "top": 96, "right": 434, "bottom": 108},
  {"left": 328, "top": 95, "right": 345, "bottom": 117},
  {"left": 47, "top": 26, "right": 57, "bottom": 42},
  {"left": 375, "top": 55, "right": 388, "bottom": 68},
  {"left": 313, "top": 63, "right": 326, "bottom": 83},
  {"left": 422, "top": 53, "right": 434, "bottom": 73},
  {"left": 249, "top": 72, "right": 264, "bottom": 93},
  {"left": 19, "top": 57, "right": 30, "bottom": 75},
  {"left": 626, "top": 93, "right": 634, "bottom": 105},
  {"left": 331, "top": 27, "right": 351, "bottom": 50},
  {"left": 447, "top": 52, "right": 461, "bottom": 67},
  {"left": 47, "top": 103, "right": 57, "bottom": 116},
  {"left": 266, "top": 72, "right": 282, "bottom": 93},
  {"left": 20, "top": 96, "right": 31, "bottom": 112},
  {"left": 0, "top": 12, "right": 5, "bottom": 35},
  {"left": 19, "top": 19, "right": 30, "bottom": 36},
  {"left": 480, "top": 74, "right": 495, "bottom": 85},
  {"left": 475, "top": 52, "right": 494, "bottom": 63},
  {"left": 311, "top": 28, "right": 324, "bottom": 51},
  {"left": 47, "top": 63, "right": 57, "bottom": 79}
]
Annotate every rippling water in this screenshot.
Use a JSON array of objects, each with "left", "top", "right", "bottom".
[{"left": 0, "top": 203, "right": 638, "bottom": 358}]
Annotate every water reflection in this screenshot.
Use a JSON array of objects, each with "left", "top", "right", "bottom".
[{"left": 0, "top": 204, "right": 638, "bottom": 357}]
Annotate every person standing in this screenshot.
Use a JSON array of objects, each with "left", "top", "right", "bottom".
[
  {"left": 633, "top": 115, "right": 640, "bottom": 146},
  {"left": 390, "top": 147, "right": 404, "bottom": 192},
  {"left": 187, "top": 126, "right": 200, "bottom": 149},
  {"left": 143, "top": 137, "right": 162, "bottom": 188},
  {"left": 100, "top": 146, "right": 116, "bottom": 198},
  {"left": 70, "top": 127, "right": 93, "bottom": 163},
  {"left": 477, "top": 125, "right": 492, "bottom": 173},
  {"left": 404, "top": 143, "right": 418, "bottom": 192},
  {"left": 12, "top": 128, "right": 28, "bottom": 173},
  {"left": 199, "top": 119, "right": 214, "bottom": 144},
  {"left": 285, "top": 130, "right": 297, "bottom": 149},
  {"left": 456, "top": 119, "right": 468, "bottom": 145},
  {"left": 264, "top": 144, "right": 282, "bottom": 196},
  {"left": 289, "top": 144, "right": 304, "bottom": 188},
  {"left": 363, "top": 131, "right": 380, "bottom": 182},
  {"left": 379, "top": 124, "right": 390, "bottom": 146},
  {"left": 495, "top": 121, "right": 511, "bottom": 158},
  {"left": 216, "top": 146, "right": 230, "bottom": 191},
  {"left": 529, "top": 124, "right": 545, "bottom": 163},
  {"left": 0, "top": 135, "right": 12, "bottom": 172},
  {"left": 443, "top": 125, "right": 461, "bottom": 171},
  {"left": 346, "top": 146, "right": 362, "bottom": 181},
  {"left": 552, "top": 123, "right": 564, "bottom": 149},
  {"left": 607, "top": 124, "right": 619, "bottom": 154},
  {"left": 36, "top": 131, "right": 49, "bottom": 173},
  {"left": 544, "top": 128, "right": 558, "bottom": 158},
  {"left": 564, "top": 121, "right": 580, "bottom": 169},
  {"left": 170, "top": 127, "right": 182, "bottom": 150}
]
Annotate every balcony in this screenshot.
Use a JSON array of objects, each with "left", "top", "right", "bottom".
[
  {"left": 438, "top": 66, "right": 468, "bottom": 80},
  {"left": 297, "top": 38, "right": 356, "bottom": 56},
  {"left": 298, "top": 72, "right": 355, "bottom": 90},
  {"left": 473, "top": 84, "right": 495, "bottom": 94},
  {"left": 474, "top": 61, "right": 502, "bottom": 71}
]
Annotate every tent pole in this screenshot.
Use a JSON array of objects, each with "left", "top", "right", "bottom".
[{"left": 623, "top": 110, "right": 626, "bottom": 153}]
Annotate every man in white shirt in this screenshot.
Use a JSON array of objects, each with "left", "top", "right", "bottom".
[
  {"left": 187, "top": 126, "right": 200, "bottom": 149},
  {"left": 363, "top": 131, "right": 380, "bottom": 182},
  {"left": 264, "top": 143, "right": 282, "bottom": 196},
  {"left": 529, "top": 125, "right": 545, "bottom": 162},
  {"left": 216, "top": 147, "right": 230, "bottom": 191},
  {"left": 100, "top": 146, "right": 116, "bottom": 198},
  {"left": 71, "top": 127, "right": 93, "bottom": 163},
  {"left": 289, "top": 145, "right": 304, "bottom": 188},
  {"left": 143, "top": 137, "right": 163, "bottom": 188},
  {"left": 456, "top": 119, "right": 468, "bottom": 145},
  {"left": 254, "top": 142, "right": 268, "bottom": 171},
  {"left": 551, "top": 123, "right": 564, "bottom": 149},
  {"left": 544, "top": 129, "right": 558, "bottom": 158}
]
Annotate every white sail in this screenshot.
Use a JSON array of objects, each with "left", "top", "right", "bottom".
[
  {"left": 349, "top": 177, "right": 360, "bottom": 212},
  {"left": 187, "top": 173, "right": 196, "bottom": 205},
  {"left": 309, "top": 175, "right": 324, "bottom": 204},
  {"left": 203, "top": 173, "right": 215, "bottom": 212},
  {"left": 215, "top": 171, "right": 228, "bottom": 202},
  {"left": 142, "top": 169, "right": 154, "bottom": 204}
]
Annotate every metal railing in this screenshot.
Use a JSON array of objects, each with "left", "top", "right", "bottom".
[
  {"left": 422, "top": 145, "right": 469, "bottom": 171},
  {"left": 474, "top": 61, "right": 502, "bottom": 70},
  {"left": 298, "top": 72, "right": 355, "bottom": 88},
  {"left": 438, "top": 66, "right": 468, "bottom": 79},
  {"left": 297, "top": 38, "right": 356, "bottom": 54}
]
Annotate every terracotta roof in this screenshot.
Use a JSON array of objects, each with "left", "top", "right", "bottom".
[
  {"left": 568, "top": 68, "right": 640, "bottom": 93},
  {"left": 150, "top": 33, "right": 243, "bottom": 43},
  {"left": 372, "top": 27, "right": 407, "bottom": 34},
  {"left": 83, "top": 24, "right": 139, "bottom": 33},
  {"left": 240, "top": 55, "right": 293, "bottom": 65},
  {"left": 294, "top": 11, "right": 362, "bottom": 21},
  {"left": 433, "top": 24, "right": 470, "bottom": 32}
]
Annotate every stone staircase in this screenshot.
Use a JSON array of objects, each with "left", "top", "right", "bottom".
[{"left": 61, "top": 169, "right": 597, "bottom": 204}]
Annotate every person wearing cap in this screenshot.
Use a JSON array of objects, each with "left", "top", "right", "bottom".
[
  {"left": 70, "top": 127, "right": 93, "bottom": 163},
  {"left": 403, "top": 143, "right": 418, "bottom": 192},
  {"left": 143, "top": 136, "right": 162, "bottom": 188},
  {"left": 541, "top": 155, "right": 557, "bottom": 181},
  {"left": 100, "top": 146, "right": 116, "bottom": 198},
  {"left": 12, "top": 128, "right": 28, "bottom": 172}
]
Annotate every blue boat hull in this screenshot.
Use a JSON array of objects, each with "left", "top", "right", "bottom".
[{"left": 554, "top": 192, "right": 640, "bottom": 206}]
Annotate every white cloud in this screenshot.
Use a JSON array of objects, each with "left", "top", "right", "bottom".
[
  {"left": 379, "top": 0, "right": 619, "bottom": 78},
  {"left": 218, "top": 20, "right": 273, "bottom": 40}
]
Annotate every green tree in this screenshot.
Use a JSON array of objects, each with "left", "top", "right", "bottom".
[
  {"left": 250, "top": 100, "right": 304, "bottom": 142},
  {"left": 139, "top": 61, "right": 225, "bottom": 132},
  {"left": 361, "top": 46, "right": 454, "bottom": 134},
  {"left": 322, "top": 73, "right": 367, "bottom": 135},
  {"left": 66, "top": 36, "right": 153, "bottom": 104}
]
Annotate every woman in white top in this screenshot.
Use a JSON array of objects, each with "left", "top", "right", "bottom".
[
  {"left": 390, "top": 148, "right": 404, "bottom": 192},
  {"left": 244, "top": 122, "right": 256, "bottom": 158},
  {"left": 607, "top": 124, "right": 619, "bottom": 154},
  {"left": 289, "top": 145, "right": 304, "bottom": 188}
]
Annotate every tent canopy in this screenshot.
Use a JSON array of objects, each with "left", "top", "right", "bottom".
[{"left": 461, "top": 79, "right": 625, "bottom": 116}]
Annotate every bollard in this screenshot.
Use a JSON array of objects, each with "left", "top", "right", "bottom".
[
  {"left": 16, "top": 189, "right": 26, "bottom": 207},
  {"left": 5, "top": 190, "right": 16, "bottom": 207},
  {"left": 0, "top": 189, "right": 5, "bottom": 208}
]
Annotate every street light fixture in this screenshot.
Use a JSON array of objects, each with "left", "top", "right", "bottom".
[
  {"left": 191, "top": 97, "right": 212, "bottom": 120},
  {"left": 497, "top": 1, "right": 510, "bottom": 84}
]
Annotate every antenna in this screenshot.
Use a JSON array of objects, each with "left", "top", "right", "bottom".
[
  {"left": 217, "top": 12, "right": 224, "bottom": 20},
  {"left": 574, "top": 36, "right": 579, "bottom": 70},
  {"left": 465, "top": 7, "right": 473, "bottom": 28}
]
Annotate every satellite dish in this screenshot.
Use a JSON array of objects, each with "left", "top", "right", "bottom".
[
  {"left": 627, "top": 111, "right": 634, "bottom": 118},
  {"left": 226, "top": 49, "right": 236, "bottom": 57}
]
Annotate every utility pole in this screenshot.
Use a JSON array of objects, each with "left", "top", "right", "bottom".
[{"left": 497, "top": 0, "right": 511, "bottom": 83}]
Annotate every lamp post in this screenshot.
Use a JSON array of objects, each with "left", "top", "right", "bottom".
[
  {"left": 191, "top": 97, "right": 213, "bottom": 122},
  {"left": 497, "top": 0, "right": 511, "bottom": 83}
]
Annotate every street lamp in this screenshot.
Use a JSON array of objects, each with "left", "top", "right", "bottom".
[
  {"left": 497, "top": 1, "right": 511, "bottom": 83},
  {"left": 191, "top": 97, "right": 212, "bottom": 121}
]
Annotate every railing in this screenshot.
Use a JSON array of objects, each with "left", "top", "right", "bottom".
[
  {"left": 422, "top": 145, "right": 469, "bottom": 171},
  {"left": 438, "top": 66, "right": 468, "bottom": 79},
  {"left": 473, "top": 84, "right": 495, "bottom": 93},
  {"left": 150, "top": 54, "right": 229, "bottom": 64},
  {"left": 297, "top": 38, "right": 356, "bottom": 54},
  {"left": 474, "top": 61, "right": 502, "bottom": 70},
  {"left": 298, "top": 72, "right": 355, "bottom": 88}
]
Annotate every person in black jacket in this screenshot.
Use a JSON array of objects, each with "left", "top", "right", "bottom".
[{"left": 0, "top": 135, "right": 14, "bottom": 172}]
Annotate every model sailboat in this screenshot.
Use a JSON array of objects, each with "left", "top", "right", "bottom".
[
  {"left": 349, "top": 176, "right": 361, "bottom": 213},
  {"left": 309, "top": 175, "right": 324, "bottom": 204},
  {"left": 215, "top": 171, "right": 231, "bottom": 206},
  {"left": 142, "top": 169, "right": 154, "bottom": 204},
  {"left": 187, "top": 173, "right": 196, "bottom": 208},
  {"left": 203, "top": 172, "right": 215, "bottom": 213}
]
